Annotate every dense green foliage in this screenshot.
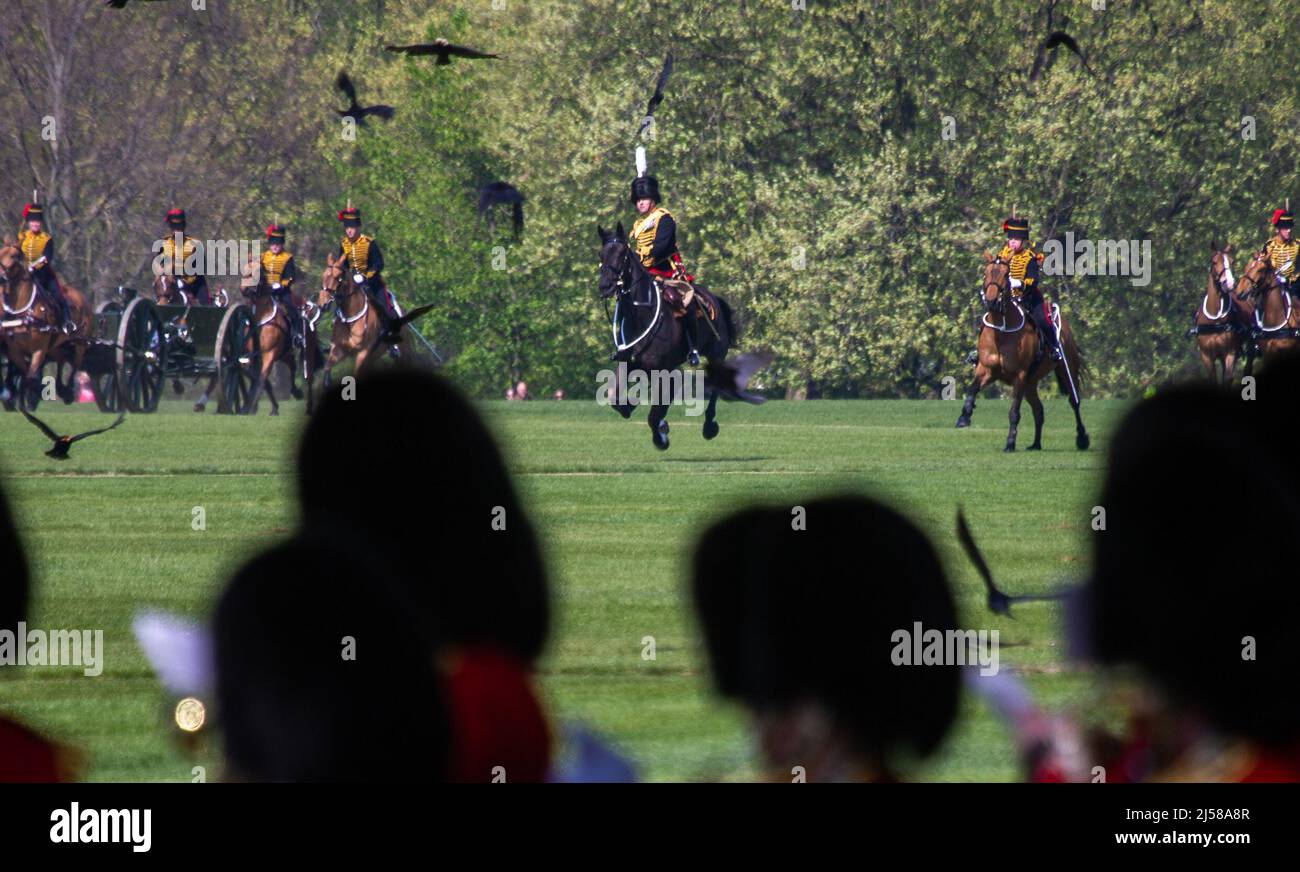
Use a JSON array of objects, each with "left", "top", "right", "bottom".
[
  {"left": 0, "top": 397, "right": 1125, "bottom": 781},
  {"left": 2, "top": 1, "right": 1296, "bottom": 397}
]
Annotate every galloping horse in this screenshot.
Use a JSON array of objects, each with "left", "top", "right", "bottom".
[
  {"left": 0, "top": 240, "right": 92, "bottom": 410},
  {"left": 1236, "top": 248, "right": 1300, "bottom": 373},
  {"left": 956, "top": 253, "right": 1089, "bottom": 451},
  {"left": 1191, "top": 241, "right": 1251, "bottom": 383},
  {"left": 317, "top": 252, "right": 387, "bottom": 391},
  {"left": 597, "top": 224, "right": 735, "bottom": 450},
  {"left": 234, "top": 260, "right": 318, "bottom": 415}
]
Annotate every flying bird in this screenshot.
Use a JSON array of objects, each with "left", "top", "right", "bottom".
[
  {"left": 1029, "top": 31, "right": 1095, "bottom": 82},
  {"left": 384, "top": 39, "right": 499, "bottom": 65},
  {"left": 22, "top": 409, "right": 126, "bottom": 460},
  {"left": 638, "top": 53, "right": 674, "bottom": 138},
  {"left": 956, "top": 509, "right": 1067, "bottom": 617},
  {"left": 334, "top": 71, "right": 395, "bottom": 125},
  {"left": 478, "top": 182, "right": 526, "bottom": 238},
  {"left": 104, "top": 0, "right": 170, "bottom": 7},
  {"left": 704, "top": 351, "right": 773, "bottom": 404}
]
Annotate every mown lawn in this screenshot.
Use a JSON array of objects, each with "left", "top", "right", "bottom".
[{"left": 0, "top": 394, "right": 1130, "bottom": 781}]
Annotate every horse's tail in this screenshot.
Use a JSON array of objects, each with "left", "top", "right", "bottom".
[{"left": 717, "top": 294, "right": 737, "bottom": 346}]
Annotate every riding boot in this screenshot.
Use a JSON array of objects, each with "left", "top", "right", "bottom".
[
  {"left": 684, "top": 306, "right": 701, "bottom": 366},
  {"left": 48, "top": 280, "right": 76, "bottom": 334}
]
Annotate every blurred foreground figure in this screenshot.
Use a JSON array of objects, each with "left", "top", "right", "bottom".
[
  {"left": 692, "top": 496, "right": 962, "bottom": 782},
  {"left": 0, "top": 475, "right": 79, "bottom": 781},
  {"left": 298, "top": 367, "right": 552, "bottom": 781},
  {"left": 216, "top": 537, "right": 449, "bottom": 781},
  {"left": 1087, "top": 376, "right": 1300, "bottom": 781}
]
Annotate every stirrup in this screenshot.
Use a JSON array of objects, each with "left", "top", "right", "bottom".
[
  {"left": 62, "top": 320, "right": 77, "bottom": 335},
  {"left": 688, "top": 350, "right": 701, "bottom": 366},
  {"left": 965, "top": 349, "right": 979, "bottom": 365}
]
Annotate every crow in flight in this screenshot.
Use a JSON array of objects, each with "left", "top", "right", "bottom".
[
  {"left": 335, "top": 71, "right": 395, "bottom": 126},
  {"left": 957, "top": 509, "right": 1067, "bottom": 617},
  {"left": 384, "top": 39, "right": 499, "bottom": 65},
  {"left": 22, "top": 409, "right": 126, "bottom": 460}
]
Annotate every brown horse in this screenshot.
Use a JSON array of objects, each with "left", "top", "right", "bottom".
[
  {"left": 153, "top": 273, "right": 229, "bottom": 308},
  {"left": 1236, "top": 248, "right": 1300, "bottom": 373},
  {"left": 0, "top": 241, "right": 92, "bottom": 410},
  {"left": 955, "top": 253, "right": 1089, "bottom": 451},
  {"left": 235, "top": 260, "right": 317, "bottom": 415},
  {"left": 1192, "top": 242, "right": 1251, "bottom": 383},
  {"left": 317, "top": 253, "right": 387, "bottom": 391}
]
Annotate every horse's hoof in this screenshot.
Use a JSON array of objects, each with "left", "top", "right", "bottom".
[
  {"left": 173, "top": 382, "right": 184, "bottom": 396},
  {"left": 654, "top": 435, "right": 670, "bottom": 451},
  {"left": 702, "top": 420, "right": 719, "bottom": 440},
  {"left": 193, "top": 403, "right": 205, "bottom": 413},
  {"left": 270, "top": 408, "right": 279, "bottom": 417},
  {"left": 1004, "top": 444, "right": 1016, "bottom": 453},
  {"left": 955, "top": 416, "right": 971, "bottom": 429},
  {"left": 1026, "top": 443, "right": 1041, "bottom": 451},
  {"left": 1076, "top": 432, "right": 1091, "bottom": 451},
  {"left": 290, "top": 387, "right": 304, "bottom": 400}
]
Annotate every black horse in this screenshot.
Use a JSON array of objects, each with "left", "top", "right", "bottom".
[{"left": 597, "top": 224, "right": 735, "bottom": 450}]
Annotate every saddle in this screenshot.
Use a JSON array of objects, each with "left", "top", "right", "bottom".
[{"left": 659, "top": 279, "right": 716, "bottom": 321}]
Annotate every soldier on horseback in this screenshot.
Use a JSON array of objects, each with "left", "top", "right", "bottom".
[
  {"left": 997, "top": 215, "right": 1058, "bottom": 360},
  {"left": 336, "top": 204, "right": 401, "bottom": 357},
  {"left": 17, "top": 202, "right": 76, "bottom": 334},
  {"left": 629, "top": 174, "right": 701, "bottom": 365},
  {"left": 159, "top": 208, "right": 212, "bottom": 305},
  {"left": 261, "top": 223, "right": 305, "bottom": 346},
  {"left": 1262, "top": 206, "right": 1297, "bottom": 291}
]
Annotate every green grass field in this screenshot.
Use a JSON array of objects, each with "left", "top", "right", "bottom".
[{"left": 0, "top": 394, "right": 1132, "bottom": 781}]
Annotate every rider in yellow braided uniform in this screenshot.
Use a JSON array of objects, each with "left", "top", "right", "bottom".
[
  {"left": 336, "top": 204, "right": 400, "bottom": 357},
  {"left": 159, "top": 209, "right": 211, "bottom": 305},
  {"left": 17, "top": 202, "right": 76, "bottom": 333},
  {"left": 261, "top": 223, "right": 304, "bottom": 346},
  {"left": 1263, "top": 207, "right": 1298, "bottom": 290},
  {"left": 996, "top": 215, "right": 1057, "bottom": 359},
  {"left": 629, "top": 174, "right": 700, "bottom": 364}
]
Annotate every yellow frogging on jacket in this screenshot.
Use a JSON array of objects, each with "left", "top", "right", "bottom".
[
  {"left": 996, "top": 243, "right": 1040, "bottom": 294},
  {"left": 162, "top": 235, "right": 199, "bottom": 283},
  {"left": 261, "top": 250, "right": 294, "bottom": 285},
  {"left": 1264, "top": 235, "right": 1299, "bottom": 281},
  {"left": 630, "top": 207, "right": 672, "bottom": 269},
  {"left": 341, "top": 235, "right": 373, "bottom": 276},
  {"left": 18, "top": 230, "right": 50, "bottom": 267}
]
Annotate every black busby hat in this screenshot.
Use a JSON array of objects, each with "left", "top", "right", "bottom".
[
  {"left": 337, "top": 200, "right": 361, "bottom": 227},
  {"left": 1002, "top": 216, "right": 1030, "bottom": 240},
  {"left": 630, "top": 175, "right": 661, "bottom": 204},
  {"left": 166, "top": 208, "right": 187, "bottom": 229},
  {"left": 1272, "top": 207, "right": 1294, "bottom": 229},
  {"left": 266, "top": 223, "right": 286, "bottom": 243},
  {"left": 22, "top": 202, "right": 43, "bottom": 222}
]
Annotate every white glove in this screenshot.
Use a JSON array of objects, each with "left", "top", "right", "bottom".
[
  {"left": 271, "top": 283, "right": 281, "bottom": 291},
  {"left": 352, "top": 273, "right": 365, "bottom": 285},
  {"left": 1009, "top": 278, "right": 1023, "bottom": 290}
]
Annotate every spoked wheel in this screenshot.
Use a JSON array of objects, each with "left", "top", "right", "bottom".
[
  {"left": 215, "top": 303, "right": 260, "bottom": 414},
  {"left": 92, "top": 371, "right": 124, "bottom": 413},
  {"left": 116, "top": 297, "right": 166, "bottom": 413}
]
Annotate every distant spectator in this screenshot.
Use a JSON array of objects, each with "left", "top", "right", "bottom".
[
  {"left": 75, "top": 372, "right": 94, "bottom": 404},
  {"left": 515, "top": 380, "right": 528, "bottom": 401},
  {"left": 506, "top": 386, "right": 516, "bottom": 401},
  {"left": 553, "top": 389, "right": 565, "bottom": 401},
  {"left": 692, "top": 495, "right": 961, "bottom": 782}
]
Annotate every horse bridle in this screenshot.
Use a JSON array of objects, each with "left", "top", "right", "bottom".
[
  {"left": 1235, "top": 252, "right": 1273, "bottom": 301},
  {"left": 984, "top": 258, "right": 1010, "bottom": 315}
]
